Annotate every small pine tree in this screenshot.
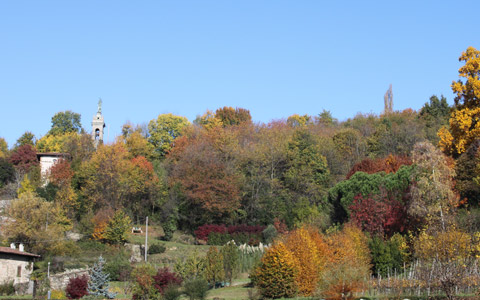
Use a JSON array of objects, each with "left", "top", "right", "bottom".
[{"left": 87, "top": 256, "right": 116, "bottom": 299}]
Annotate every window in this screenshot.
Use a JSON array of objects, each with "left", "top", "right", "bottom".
[{"left": 17, "top": 266, "right": 21, "bottom": 277}]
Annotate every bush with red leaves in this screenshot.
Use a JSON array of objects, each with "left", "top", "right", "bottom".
[
  {"left": 194, "top": 224, "right": 227, "bottom": 241},
  {"left": 153, "top": 267, "right": 182, "bottom": 294},
  {"left": 66, "top": 275, "right": 89, "bottom": 299}
]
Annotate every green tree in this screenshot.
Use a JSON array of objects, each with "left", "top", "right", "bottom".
[
  {"left": 221, "top": 241, "right": 239, "bottom": 286},
  {"left": 204, "top": 246, "right": 224, "bottom": 288},
  {"left": 49, "top": 110, "right": 83, "bottom": 136},
  {"left": 14, "top": 131, "right": 35, "bottom": 148},
  {"left": 103, "top": 210, "right": 132, "bottom": 244},
  {"left": 420, "top": 95, "right": 450, "bottom": 144},
  {"left": 148, "top": 113, "right": 190, "bottom": 157},
  {"left": 0, "top": 158, "right": 15, "bottom": 188}
]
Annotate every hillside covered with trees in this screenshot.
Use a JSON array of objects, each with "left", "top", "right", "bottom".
[{"left": 1, "top": 46, "right": 480, "bottom": 299}]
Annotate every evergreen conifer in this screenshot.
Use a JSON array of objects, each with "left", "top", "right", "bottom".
[{"left": 87, "top": 256, "right": 116, "bottom": 299}]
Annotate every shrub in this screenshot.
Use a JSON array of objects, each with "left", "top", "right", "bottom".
[
  {"left": 0, "top": 280, "right": 15, "bottom": 296},
  {"left": 104, "top": 254, "right": 132, "bottom": 281},
  {"left": 162, "top": 284, "right": 182, "bottom": 300},
  {"left": 131, "top": 264, "right": 158, "bottom": 300},
  {"left": 262, "top": 225, "right": 278, "bottom": 244},
  {"left": 162, "top": 216, "right": 177, "bottom": 241},
  {"left": 66, "top": 275, "right": 88, "bottom": 299},
  {"left": 195, "top": 224, "right": 227, "bottom": 241},
  {"left": 207, "top": 232, "right": 231, "bottom": 245},
  {"left": 51, "top": 289, "right": 67, "bottom": 299},
  {"left": 153, "top": 267, "right": 182, "bottom": 294},
  {"left": 148, "top": 243, "right": 166, "bottom": 255},
  {"left": 183, "top": 278, "right": 209, "bottom": 300}
]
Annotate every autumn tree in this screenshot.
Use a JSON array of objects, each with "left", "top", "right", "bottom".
[
  {"left": 349, "top": 191, "right": 408, "bottom": 237},
  {"left": 0, "top": 137, "right": 8, "bottom": 158},
  {"left": 287, "top": 114, "right": 313, "bottom": 128},
  {"left": 319, "top": 224, "right": 371, "bottom": 300},
  {"left": 215, "top": 107, "right": 252, "bottom": 127},
  {"left": 409, "top": 142, "right": 457, "bottom": 229},
  {"left": 123, "top": 131, "right": 155, "bottom": 160},
  {"left": 346, "top": 154, "right": 412, "bottom": 179},
  {"left": 3, "top": 192, "right": 73, "bottom": 255},
  {"left": 77, "top": 143, "right": 130, "bottom": 210},
  {"left": 148, "top": 113, "right": 190, "bottom": 157},
  {"left": 47, "top": 159, "right": 78, "bottom": 218},
  {"left": 9, "top": 144, "right": 38, "bottom": 174},
  {"left": 167, "top": 128, "right": 241, "bottom": 228},
  {"left": 414, "top": 228, "right": 475, "bottom": 300},
  {"left": 333, "top": 128, "right": 366, "bottom": 170},
  {"left": 252, "top": 242, "right": 298, "bottom": 299},
  {"left": 439, "top": 46, "right": 480, "bottom": 156},
  {"left": 284, "top": 227, "right": 329, "bottom": 296},
  {"left": 49, "top": 110, "right": 83, "bottom": 136}
]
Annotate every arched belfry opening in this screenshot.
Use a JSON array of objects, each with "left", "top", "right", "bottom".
[{"left": 92, "top": 99, "right": 106, "bottom": 148}]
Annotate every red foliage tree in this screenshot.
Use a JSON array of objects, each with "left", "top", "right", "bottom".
[
  {"left": 8, "top": 144, "right": 38, "bottom": 173},
  {"left": 168, "top": 130, "right": 241, "bottom": 226},
  {"left": 49, "top": 159, "right": 73, "bottom": 187},
  {"left": 346, "top": 154, "right": 412, "bottom": 179},
  {"left": 349, "top": 192, "right": 407, "bottom": 236},
  {"left": 66, "top": 275, "right": 89, "bottom": 299},
  {"left": 152, "top": 268, "right": 182, "bottom": 294}
]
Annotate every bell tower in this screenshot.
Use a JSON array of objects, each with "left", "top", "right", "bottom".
[{"left": 92, "top": 99, "right": 105, "bottom": 148}]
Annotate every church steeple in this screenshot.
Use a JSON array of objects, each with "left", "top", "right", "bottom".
[{"left": 92, "top": 99, "right": 105, "bottom": 148}]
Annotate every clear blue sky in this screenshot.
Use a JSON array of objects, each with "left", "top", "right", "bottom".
[{"left": 0, "top": 1, "right": 478, "bottom": 147}]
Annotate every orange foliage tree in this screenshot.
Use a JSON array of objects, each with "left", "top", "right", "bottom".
[
  {"left": 346, "top": 154, "right": 412, "bottom": 179},
  {"left": 319, "top": 224, "right": 371, "bottom": 300},
  {"left": 284, "top": 227, "right": 329, "bottom": 296}
]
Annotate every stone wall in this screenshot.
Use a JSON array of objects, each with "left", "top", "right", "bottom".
[{"left": 49, "top": 268, "right": 89, "bottom": 290}]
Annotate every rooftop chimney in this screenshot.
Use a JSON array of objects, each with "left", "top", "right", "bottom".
[
  {"left": 10, "top": 243, "right": 15, "bottom": 249},
  {"left": 19, "top": 243, "right": 24, "bottom": 252}
]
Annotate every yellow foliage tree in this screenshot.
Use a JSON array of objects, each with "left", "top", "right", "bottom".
[
  {"left": 414, "top": 227, "right": 474, "bottom": 300},
  {"left": 439, "top": 46, "right": 480, "bottom": 156},
  {"left": 252, "top": 242, "right": 298, "bottom": 299},
  {"left": 3, "top": 192, "right": 72, "bottom": 255}
]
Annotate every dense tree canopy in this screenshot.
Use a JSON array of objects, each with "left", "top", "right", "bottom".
[{"left": 49, "top": 110, "right": 83, "bottom": 136}]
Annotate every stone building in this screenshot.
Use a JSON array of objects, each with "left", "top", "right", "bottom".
[{"left": 0, "top": 244, "right": 40, "bottom": 285}]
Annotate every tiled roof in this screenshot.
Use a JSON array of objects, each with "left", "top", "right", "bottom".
[{"left": 0, "top": 247, "right": 40, "bottom": 258}]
